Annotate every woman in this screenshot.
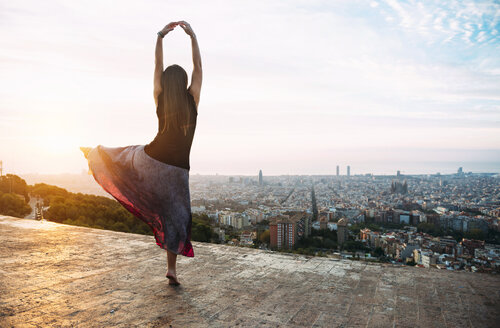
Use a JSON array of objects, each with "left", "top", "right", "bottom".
[{"left": 81, "top": 21, "right": 202, "bottom": 286}]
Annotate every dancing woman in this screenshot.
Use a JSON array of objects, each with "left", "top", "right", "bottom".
[{"left": 81, "top": 21, "right": 202, "bottom": 286}]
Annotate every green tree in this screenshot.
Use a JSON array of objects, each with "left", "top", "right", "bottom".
[
  {"left": 373, "top": 247, "right": 384, "bottom": 257},
  {"left": 0, "top": 192, "right": 31, "bottom": 217},
  {"left": 466, "top": 229, "right": 485, "bottom": 241},
  {"left": 417, "top": 222, "right": 443, "bottom": 235},
  {"left": 192, "top": 223, "right": 212, "bottom": 242},
  {"left": 259, "top": 230, "right": 270, "bottom": 244},
  {"left": 0, "top": 175, "right": 29, "bottom": 202},
  {"left": 36, "top": 183, "right": 152, "bottom": 235},
  {"left": 343, "top": 240, "right": 368, "bottom": 252}
]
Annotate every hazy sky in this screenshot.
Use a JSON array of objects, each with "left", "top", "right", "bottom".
[{"left": 1, "top": 0, "right": 499, "bottom": 175}]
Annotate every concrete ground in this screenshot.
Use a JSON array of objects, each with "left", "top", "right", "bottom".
[{"left": 0, "top": 216, "right": 499, "bottom": 327}]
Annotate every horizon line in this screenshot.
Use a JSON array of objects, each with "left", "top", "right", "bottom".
[{"left": 9, "top": 171, "right": 500, "bottom": 177}]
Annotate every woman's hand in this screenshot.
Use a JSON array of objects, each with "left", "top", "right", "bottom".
[
  {"left": 160, "top": 22, "right": 179, "bottom": 35},
  {"left": 178, "top": 21, "right": 195, "bottom": 38}
]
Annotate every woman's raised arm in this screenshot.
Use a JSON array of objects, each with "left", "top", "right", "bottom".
[
  {"left": 179, "top": 21, "right": 202, "bottom": 107},
  {"left": 154, "top": 22, "right": 178, "bottom": 108}
]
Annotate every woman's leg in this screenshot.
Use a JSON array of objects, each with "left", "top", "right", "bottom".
[{"left": 166, "top": 250, "right": 180, "bottom": 285}]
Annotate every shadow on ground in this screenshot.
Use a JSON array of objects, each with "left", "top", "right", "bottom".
[{"left": 1, "top": 216, "right": 499, "bottom": 327}]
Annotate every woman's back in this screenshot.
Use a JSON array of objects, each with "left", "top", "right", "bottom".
[{"left": 144, "top": 92, "right": 198, "bottom": 170}]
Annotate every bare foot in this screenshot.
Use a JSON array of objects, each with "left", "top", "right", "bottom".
[{"left": 166, "top": 272, "right": 180, "bottom": 286}]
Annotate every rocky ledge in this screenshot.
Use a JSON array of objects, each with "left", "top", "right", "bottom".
[{"left": 0, "top": 216, "right": 499, "bottom": 327}]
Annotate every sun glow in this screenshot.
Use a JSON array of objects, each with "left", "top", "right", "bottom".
[
  {"left": 2, "top": 0, "right": 499, "bottom": 175},
  {"left": 38, "top": 135, "right": 80, "bottom": 155}
]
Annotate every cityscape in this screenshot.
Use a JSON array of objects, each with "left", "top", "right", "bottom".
[
  {"left": 5, "top": 162, "right": 499, "bottom": 275},
  {"left": 187, "top": 167, "right": 500, "bottom": 273},
  {"left": 1, "top": 164, "right": 500, "bottom": 326}
]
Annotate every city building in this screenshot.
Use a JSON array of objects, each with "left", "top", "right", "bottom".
[
  {"left": 240, "top": 231, "right": 254, "bottom": 246},
  {"left": 319, "top": 216, "right": 327, "bottom": 229},
  {"left": 337, "top": 218, "right": 348, "bottom": 245},
  {"left": 421, "top": 251, "right": 436, "bottom": 268},
  {"left": 269, "top": 214, "right": 311, "bottom": 249},
  {"left": 462, "top": 239, "right": 485, "bottom": 256},
  {"left": 295, "top": 213, "right": 312, "bottom": 239},
  {"left": 258, "top": 170, "right": 263, "bottom": 185},
  {"left": 185, "top": 170, "right": 498, "bottom": 273},
  {"left": 347, "top": 166, "right": 350, "bottom": 177}
]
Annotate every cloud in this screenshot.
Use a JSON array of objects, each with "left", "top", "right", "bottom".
[
  {"left": 378, "top": 0, "right": 500, "bottom": 46},
  {"left": 0, "top": 0, "right": 499, "bottom": 174}
]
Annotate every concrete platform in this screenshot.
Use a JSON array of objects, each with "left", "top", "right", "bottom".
[{"left": 0, "top": 216, "right": 499, "bottom": 327}]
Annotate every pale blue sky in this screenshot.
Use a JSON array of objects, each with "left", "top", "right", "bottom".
[{"left": 1, "top": 0, "right": 499, "bottom": 175}]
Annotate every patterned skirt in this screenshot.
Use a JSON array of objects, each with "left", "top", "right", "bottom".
[{"left": 82, "top": 144, "right": 194, "bottom": 257}]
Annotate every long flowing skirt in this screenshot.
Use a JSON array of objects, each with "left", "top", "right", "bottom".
[{"left": 82, "top": 144, "right": 194, "bottom": 257}]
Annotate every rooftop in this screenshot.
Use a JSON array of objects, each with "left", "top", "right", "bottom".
[{"left": 1, "top": 216, "right": 499, "bottom": 327}]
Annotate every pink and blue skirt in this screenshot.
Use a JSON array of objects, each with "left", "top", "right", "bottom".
[{"left": 83, "top": 144, "right": 194, "bottom": 257}]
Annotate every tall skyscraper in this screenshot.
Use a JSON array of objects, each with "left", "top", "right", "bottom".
[
  {"left": 258, "top": 169, "right": 263, "bottom": 185},
  {"left": 336, "top": 165, "right": 339, "bottom": 176},
  {"left": 347, "top": 165, "right": 350, "bottom": 177}
]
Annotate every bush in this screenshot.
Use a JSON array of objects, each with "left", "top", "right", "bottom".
[{"left": 0, "top": 192, "right": 31, "bottom": 217}]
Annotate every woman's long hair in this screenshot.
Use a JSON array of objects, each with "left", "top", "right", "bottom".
[{"left": 159, "top": 64, "right": 192, "bottom": 136}]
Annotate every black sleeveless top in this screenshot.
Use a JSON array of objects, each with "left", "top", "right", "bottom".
[{"left": 144, "top": 91, "right": 197, "bottom": 170}]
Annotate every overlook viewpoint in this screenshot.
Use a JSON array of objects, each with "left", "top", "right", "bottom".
[{"left": 1, "top": 216, "right": 499, "bottom": 327}]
